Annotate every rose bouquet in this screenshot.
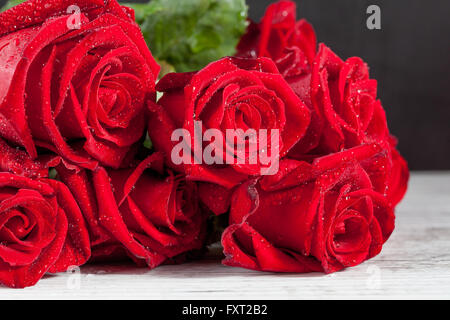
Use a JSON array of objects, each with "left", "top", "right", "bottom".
[{"left": 0, "top": 0, "right": 408, "bottom": 288}]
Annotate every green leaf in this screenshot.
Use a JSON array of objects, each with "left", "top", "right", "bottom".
[
  {"left": 143, "top": 133, "right": 153, "bottom": 150},
  {"left": 48, "top": 168, "right": 58, "bottom": 180},
  {"left": 124, "top": 0, "right": 248, "bottom": 73},
  {"left": 1, "top": 0, "right": 26, "bottom": 12}
]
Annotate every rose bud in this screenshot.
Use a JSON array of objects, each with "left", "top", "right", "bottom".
[
  {"left": 57, "top": 152, "right": 208, "bottom": 268},
  {"left": 222, "top": 146, "right": 402, "bottom": 274},
  {"left": 0, "top": 172, "right": 90, "bottom": 288},
  {"left": 148, "top": 57, "right": 310, "bottom": 193},
  {"left": 0, "top": 0, "right": 159, "bottom": 169},
  {"left": 237, "top": 0, "right": 317, "bottom": 78}
]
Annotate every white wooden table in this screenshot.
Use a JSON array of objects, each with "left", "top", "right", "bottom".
[{"left": 1, "top": 172, "right": 449, "bottom": 300}]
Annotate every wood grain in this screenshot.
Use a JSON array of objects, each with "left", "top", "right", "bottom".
[{"left": 1, "top": 172, "right": 449, "bottom": 299}]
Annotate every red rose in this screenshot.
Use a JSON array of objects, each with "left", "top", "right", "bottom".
[
  {"left": 359, "top": 142, "right": 409, "bottom": 207},
  {"left": 222, "top": 145, "right": 398, "bottom": 273},
  {"left": 309, "top": 143, "right": 409, "bottom": 207},
  {"left": 288, "top": 44, "right": 390, "bottom": 156},
  {"left": 235, "top": 2, "right": 409, "bottom": 205},
  {"left": 197, "top": 182, "right": 234, "bottom": 216},
  {"left": 287, "top": 44, "right": 409, "bottom": 205},
  {"left": 54, "top": 162, "right": 114, "bottom": 253},
  {"left": 149, "top": 57, "right": 310, "bottom": 191},
  {"left": 0, "top": 141, "right": 90, "bottom": 288},
  {"left": 57, "top": 153, "right": 207, "bottom": 268},
  {"left": 0, "top": 0, "right": 159, "bottom": 169},
  {"left": 386, "top": 148, "right": 409, "bottom": 206},
  {"left": 237, "top": 0, "right": 316, "bottom": 78},
  {"left": 0, "top": 138, "right": 48, "bottom": 178},
  {"left": 56, "top": 159, "right": 150, "bottom": 263}
]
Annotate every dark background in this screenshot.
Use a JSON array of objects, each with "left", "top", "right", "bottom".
[
  {"left": 1, "top": 0, "right": 449, "bottom": 170},
  {"left": 246, "top": 0, "right": 450, "bottom": 171}
]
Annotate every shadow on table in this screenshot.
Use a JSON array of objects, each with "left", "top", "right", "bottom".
[{"left": 73, "top": 246, "right": 325, "bottom": 279}]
